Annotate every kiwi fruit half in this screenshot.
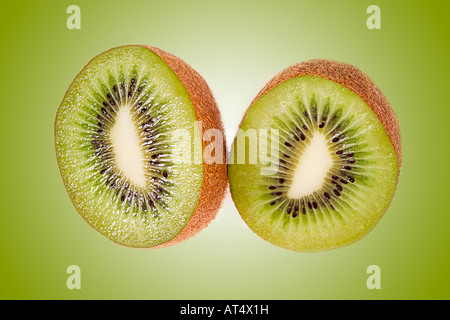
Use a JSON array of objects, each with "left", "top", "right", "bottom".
[
  {"left": 55, "top": 45, "right": 227, "bottom": 248},
  {"left": 228, "top": 59, "right": 401, "bottom": 252}
]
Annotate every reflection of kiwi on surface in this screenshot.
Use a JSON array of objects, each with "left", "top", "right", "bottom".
[
  {"left": 228, "top": 60, "right": 402, "bottom": 252},
  {"left": 55, "top": 45, "right": 227, "bottom": 248}
]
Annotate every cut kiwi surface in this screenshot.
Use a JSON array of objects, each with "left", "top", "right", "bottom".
[
  {"left": 55, "top": 45, "right": 227, "bottom": 248},
  {"left": 228, "top": 60, "right": 401, "bottom": 252}
]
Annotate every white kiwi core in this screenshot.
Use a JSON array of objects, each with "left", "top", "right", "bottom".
[
  {"left": 110, "top": 105, "right": 147, "bottom": 188},
  {"left": 287, "top": 132, "right": 333, "bottom": 198}
]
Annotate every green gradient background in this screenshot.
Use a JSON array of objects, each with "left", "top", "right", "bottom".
[{"left": 0, "top": 0, "right": 449, "bottom": 299}]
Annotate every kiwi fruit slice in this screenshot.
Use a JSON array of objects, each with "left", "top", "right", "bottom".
[
  {"left": 228, "top": 59, "right": 401, "bottom": 252},
  {"left": 55, "top": 45, "right": 227, "bottom": 248}
]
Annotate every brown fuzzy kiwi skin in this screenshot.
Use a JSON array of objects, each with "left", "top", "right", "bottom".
[
  {"left": 56, "top": 45, "right": 228, "bottom": 249},
  {"left": 144, "top": 45, "right": 228, "bottom": 248},
  {"left": 250, "top": 59, "right": 402, "bottom": 172}
]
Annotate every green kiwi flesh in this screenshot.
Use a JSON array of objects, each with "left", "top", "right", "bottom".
[
  {"left": 228, "top": 75, "right": 399, "bottom": 252},
  {"left": 55, "top": 46, "right": 203, "bottom": 248}
]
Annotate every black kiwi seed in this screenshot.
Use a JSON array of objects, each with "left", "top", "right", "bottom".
[
  {"left": 311, "top": 106, "right": 318, "bottom": 120},
  {"left": 128, "top": 78, "right": 136, "bottom": 98},
  {"left": 293, "top": 205, "right": 299, "bottom": 217},
  {"left": 107, "top": 94, "right": 115, "bottom": 106}
]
